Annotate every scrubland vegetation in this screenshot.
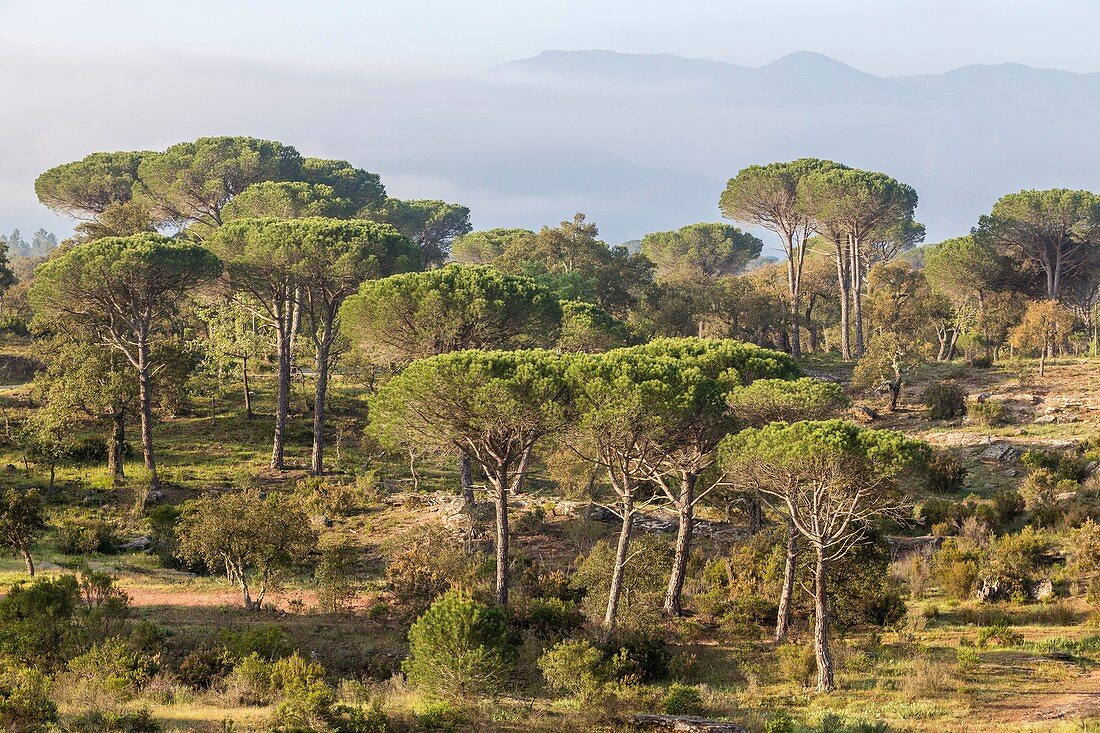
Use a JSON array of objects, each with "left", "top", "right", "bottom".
[{"left": 0, "top": 138, "right": 1096, "bottom": 731}]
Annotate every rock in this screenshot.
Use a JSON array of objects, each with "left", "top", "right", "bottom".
[
  {"left": 977, "top": 578, "right": 1007, "bottom": 602},
  {"left": 4, "top": 464, "right": 14, "bottom": 472},
  {"left": 632, "top": 714, "right": 748, "bottom": 733},
  {"left": 1086, "top": 461, "right": 1099, "bottom": 477},
  {"left": 1006, "top": 469, "right": 1019, "bottom": 477},
  {"left": 121, "top": 536, "right": 152, "bottom": 552},
  {"left": 976, "top": 393, "right": 992, "bottom": 403},
  {"left": 147, "top": 491, "right": 164, "bottom": 504},
  {"left": 978, "top": 443, "right": 1018, "bottom": 464},
  {"left": 887, "top": 535, "right": 943, "bottom": 561},
  {"left": 1031, "top": 578, "right": 1055, "bottom": 601},
  {"left": 1034, "top": 414, "right": 1058, "bottom": 424},
  {"left": 850, "top": 405, "right": 879, "bottom": 423}
]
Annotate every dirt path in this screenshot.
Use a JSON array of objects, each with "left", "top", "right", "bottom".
[{"left": 987, "top": 668, "right": 1100, "bottom": 725}]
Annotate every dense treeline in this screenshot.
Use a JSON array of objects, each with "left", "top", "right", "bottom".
[{"left": 0, "top": 137, "right": 1096, "bottom": 731}]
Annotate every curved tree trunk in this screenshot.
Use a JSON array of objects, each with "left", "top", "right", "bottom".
[
  {"left": 21, "top": 548, "right": 34, "bottom": 576},
  {"left": 775, "top": 520, "right": 798, "bottom": 642},
  {"left": 851, "top": 240, "right": 865, "bottom": 357},
  {"left": 813, "top": 547, "right": 834, "bottom": 692},
  {"left": 605, "top": 494, "right": 634, "bottom": 629},
  {"left": 833, "top": 237, "right": 852, "bottom": 360},
  {"left": 663, "top": 472, "right": 696, "bottom": 617}
]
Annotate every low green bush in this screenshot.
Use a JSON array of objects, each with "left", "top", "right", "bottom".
[
  {"left": 403, "top": 590, "right": 513, "bottom": 698},
  {"left": 923, "top": 382, "right": 966, "bottom": 420},
  {"left": 537, "top": 638, "right": 611, "bottom": 701},
  {"left": 966, "top": 399, "right": 1006, "bottom": 427},
  {"left": 662, "top": 683, "right": 705, "bottom": 715},
  {"left": 56, "top": 517, "right": 120, "bottom": 555}
]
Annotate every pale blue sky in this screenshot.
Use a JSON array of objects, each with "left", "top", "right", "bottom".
[{"left": 2, "top": 0, "right": 1098, "bottom": 75}]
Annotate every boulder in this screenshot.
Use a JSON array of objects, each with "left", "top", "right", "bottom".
[
  {"left": 121, "top": 536, "right": 153, "bottom": 552},
  {"left": 1031, "top": 578, "right": 1055, "bottom": 602},
  {"left": 978, "top": 443, "right": 1018, "bottom": 464}
]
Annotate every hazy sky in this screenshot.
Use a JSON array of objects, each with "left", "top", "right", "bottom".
[
  {"left": 2, "top": 1, "right": 1098, "bottom": 245},
  {"left": 2, "top": 0, "right": 1098, "bottom": 76}
]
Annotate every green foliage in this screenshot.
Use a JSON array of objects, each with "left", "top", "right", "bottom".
[
  {"left": 599, "top": 628, "right": 672, "bottom": 682},
  {"left": 177, "top": 490, "right": 317, "bottom": 611},
  {"left": 571, "top": 536, "right": 672, "bottom": 627},
  {"left": 777, "top": 643, "right": 816, "bottom": 687},
  {"left": 661, "top": 683, "right": 705, "bottom": 715},
  {"left": 315, "top": 538, "right": 359, "bottom": 614},
  {"left": 923, "top": 382, "right": 966, "bottom": 419},
  {"left": 0, "top": 658, "right": 57, "bottom": 732},
  {"left": 979, "top": 527, "right": 1050, "bottom": 602},
  {"left": 402, "top": 590, "right": 512, "bottom": 699},
  {"left": 68, "top": 707, "right": 160, "bottom": 733},
  {"left": 976, "top": 622, "right": 1023, "bottom": 648},
  {"left": 363, "top": 197, "right": 471, "bottom": 267},
  {"left": 220, "top": 625, "right": 292, "bottom": 662},
  {"left": 967, "top": 399, "right": 1007, "bottom": 427},
  {"left": 726, "top": 377, "right": 848, "bottom": 428},
  {"left": 925, "top": 451, "right": 968, "bottom": 494},
  {"left": 557, "top": 300, "right": 633, "bottom": 353},
  {"left": 176, "top": 647, "right": 229, "bottom": 690},
  {"left": 932, "top": 540, "right": 982, "bottom": 600},
  {"left": 269, "top": 652, "right": 338, "bottom": 731},
  {"left": 56, "top": 517, "right": 120, "bottom": 555},
  {"left": 0, "top": 489, "right": 45, "bottom": 569},
  {"left": 641, "top": 222, "right": 762, "bottom": 279},
  {"left": 67, "top": 637, "right": 157, "bottom": 698},
  {"left": 342, "top": 264, "right": 561, "bottom": 364},
  {"left": 0, "top": 575, "right": 80, "bottom": 668},
  {"left": 537, "top": 639, "right": 612, "bottom": 701},
  {"left": 450, "top": 228, "right": 532, "bottom": 265},
  {"left": 384, "top": 525, "right": 482, "bottom": 616}
]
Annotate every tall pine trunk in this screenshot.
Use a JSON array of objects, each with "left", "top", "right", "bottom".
[
  {"left": 136, "top": 336, "right": 158, "bottom": 491},
  {"left": 833, "top": 237, "right": 852, "bottom": 360},
  {"left": 850, "top": 239, "right": 865, "bottom": 357},
  {"left": 605, "top": 493, "right": 634, "bottom": 628},
  {"left": 813, "top": 547, "right": 834, "bottom": 691},
  {"left": 459, "top": 451, "right": 475, "bottom": 505},
  {"left": 108, "top": 409, "right": 126, "bottom": 483},
  {"left": 492, "top": 470, "right": 510, "bottom": 607},
  {"left": 310, "top": 331, "right": 331, "bottom": 476},
  {"left": 775, "top": 519, "right": 798, "bottom": 642},
  {"left": 242, "top": 356, "right": 253, "bottom": 420},
  {"left": 270, "top": 322, "right": 291, "bottom": 470},
  {"left": 663, "top": 472, "right": 696, "bottom": 617}
]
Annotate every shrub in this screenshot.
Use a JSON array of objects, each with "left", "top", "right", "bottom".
[
  {"left": 0, "top": 575, "right": 80, "bottom": 668},
  {"left": 601, "top": 628, "right": 671, "bottom": 682},
  {"left": 0, "top": 659, "right": 57, "bottom": 732},
  {"left": 662, "top": 683, "right": 705, "bottom": 715},
  {"left": 510, "top": 597, "right": 584, "bottom": 639},
  {"left": 777, "top": 643, "right": 816, "bottom": 687},
  {"left": 385, "top": 526, "right": 480, "bottom": 615},
  {"left": 764, "top": 709, "right": 794, "bottom": 733},
  {"left": 923, "top": 382, "right": 966, "bottom": 420},
  {"left": 403, "top": 590, "right": 512, "bottom": 698},
  {"left": 537, "top": 639, "right": 610, "bottom": 701},
  {"left": 68, "top": 708, "right": 160, "bottom": 732},
  {"left": 925, "top": 451, "right": 967, "bottom": 494},
  {"left": 956, "top": 645, "right": 980, "bottom": 672},
  {"left": 175, "top": 647, "right": 229, "bottom": 690},
  {"left": 315, "top": 538, "right": 359, "bottom": 614},
  {"left": 67, "top": 637, "right": 157, "bottom": 698},
  {"left": 979, "top": 527, "right": 1049, "bottom": 602},
  {"left": 269, "top": 652, "right": 338, "bottom": 731},
  {"left": 976, "top": 622, "right": 1023, "bottom": 648},
  {"left": 146, "top": 505, "right": 186, "bottom": 570},
  {"left": 967, "top": 399, "right": 1006, "bottom": 427},
  {"left": 56, "top": 517, "right": 120, "bottom": 555},
  {"left": 219, "top": 625, "right": 291, "bottom": 662},
  {"left": 933, "top": 541, "right": 980, "bottom": 600}
]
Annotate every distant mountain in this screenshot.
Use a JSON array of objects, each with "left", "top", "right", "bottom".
[{"left": 487, "top": 50, "right": 1100, "bottom": 245}]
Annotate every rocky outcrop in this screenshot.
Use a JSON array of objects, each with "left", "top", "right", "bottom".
[{"left": 632, "top": 714, "right": 749, "bottom": 733}]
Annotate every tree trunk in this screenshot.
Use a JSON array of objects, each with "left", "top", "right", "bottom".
[
  {"left": 512, "top": 443, "right": 533, "bottom": 495},
  {"left": 21, "top": 548, "right": 34, "bottom": 576},
  {"left": 663, "top": 472, "right": 696, "bottom": 617},
  {"left": 851, "top": 240, "right": 865, "bottom": 357},
  {"left": 493, "top": 472, "right": 510, "bottom": 607},
  {"left": 242, "top": 357, "right": 253, "bottom": 420},
  {"left": 746, "top": 494, "right": 763, "bottom": 535},
  {"left": 833, "top": 237, "right": 852, "bottom": 360},
  {"left": 786, "top": 234, "right": 802, "bottom": 359},
  {"left": 108, "top": 409, "right": 126, "bottom": 483},
  {"left": 775, "top": 520, "right": 798, "bottom": 642},
  {"left": 605, "top": 494, "right": 634, "bottom": 628},
  {"left": 270, "top": 323, "right": 291, "bottom": 470},
  {"left": 137, "top": 338, "right": 159, "bottom": 490},
  {"left": 889, "top": 380, "right": 901, "bottom": 411},
  {"left": 1039, "top": 349, "right": 1047, "bottom": 377},
  {"left": 459, "top": 451, "right": 475, "bottom": 505},
  {"left": 310, "top": 335, "right": 331, "bottom": 476},
  {"left": 49, "top": 464, "right": 55, "bottom": 493},
  {"left": 813, "top": 548, "right": 834, "bottom": 692}
]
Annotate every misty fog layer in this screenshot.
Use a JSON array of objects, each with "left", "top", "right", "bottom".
[{"left": 3, "top": 48, "right": 1098, "bottom": 248}]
